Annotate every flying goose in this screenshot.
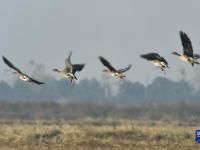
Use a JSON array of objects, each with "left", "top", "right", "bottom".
[
  {"left": 53, "top": 51, "right": 85, "bottom": 84},
  {"left": 172, "top": 31, "right": 199, "bottom": 66},
  {"left": 140, "top": 53, "right": 169, "bottom": 73},
  {"left": 98, "top": 56, "right": 131, "bottom": 79},
  {"left": 2, "top": 56, "right": 44, "bottom": 85}
]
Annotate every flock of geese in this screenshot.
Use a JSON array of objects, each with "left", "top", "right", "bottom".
[{"left": 2, "top": 31, "right": 200, "bottom": 85}]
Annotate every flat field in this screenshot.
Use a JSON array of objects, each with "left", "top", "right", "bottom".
[{"left": 0, "top": 120, "right": 199, "bottom": 150}]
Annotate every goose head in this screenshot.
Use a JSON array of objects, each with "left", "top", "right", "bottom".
[
  {"left": 53, "top": 69, "right": 60, "bottom": 73},
  {"left": 172, "top": 51, "right": 181, "bottom": 56}
]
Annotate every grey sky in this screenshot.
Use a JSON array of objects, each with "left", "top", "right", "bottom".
[{"left": 0, "top": 0, "right": 200, "bottom": 84}]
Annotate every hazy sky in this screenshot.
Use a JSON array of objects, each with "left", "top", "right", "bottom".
[{"left": 0, "top": 0, "right": 200, "bottom": 84}]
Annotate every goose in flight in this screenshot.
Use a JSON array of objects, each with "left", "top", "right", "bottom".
[
  {"left": 98, "top": 56, "right": 131, "bottom": 79},
  {"left": 53, "top": 51, "right": 85, "bottom": 84},
  {"left": 140, "top": 53, "right": 169, "bottom": 73},
  {"left": 2, "top": 56, "right": 45, "bottom": 85},
  {"left": 172, "top": 31, "right": 199, "bottom": 66}
]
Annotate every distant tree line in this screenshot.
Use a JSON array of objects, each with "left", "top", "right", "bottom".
[
  {"left": 0, "top": 76, "right": 199, "bottom": 103},
  {"left": 0, "top": 100, "right": 198, "bottom": 123}
]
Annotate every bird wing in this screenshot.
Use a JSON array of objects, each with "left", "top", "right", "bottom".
[
  {"left": 72, "top": 64, "right": 85, "bottom": 74},
  {"left": 65, "top": 51, "right": 73, "bottom": 72},
  {"left": 26, "top": 75, "right": 45, "bottom": 85},
  {"left": 2, "top": 56, "right": 22, "bottom": 73},
  {"left": 3, "top": 56, "right": 44, "bottom": 84},
  {"left": 140, "top": 53, "right": 160, "bottom": 61},
  {"left": 65, "top": 51, "right": 72, "bottom": 65},
  {"left": 98, "top": 56, "right": 116, "bottom": 71},
  {"left": 118, "top": 64, "right": 132, "bottom": 73},
  {"left": 64, "top": 65, "right": 72, "bottom": 73},
  {"left": 179, "top": 31, "right": 193, "bottom": 57}
]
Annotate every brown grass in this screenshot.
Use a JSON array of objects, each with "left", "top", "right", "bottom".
[{"left": 0, "top": 120, "right": 198, "bottom": 150}]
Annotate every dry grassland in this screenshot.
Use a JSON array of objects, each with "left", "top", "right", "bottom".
[{"left": 0, "top": 120, "right": 198, "bottom": 150}]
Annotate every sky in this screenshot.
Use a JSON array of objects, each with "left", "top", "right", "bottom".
[{"left": 0, "top": 0, "right": 200, "bottom": 84}]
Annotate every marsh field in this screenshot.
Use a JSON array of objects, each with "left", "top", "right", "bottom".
[
  {"left": 0, "top": 120, "right": 198, "bottom": 150},
  {"left": 0, "top": 101, "right": 199, "bottom": 149}
]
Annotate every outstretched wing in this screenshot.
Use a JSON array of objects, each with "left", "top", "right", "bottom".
[
  {"left": 72, "top": 64, "right": 85, "bottom": 74},
  {"left": 65, "top": 51, "right": 73, "bottom": 72},
  {"left": 27, "top": 75, "right": 45, "bottom": 85},
  {"left": 65, "top": 51, "right": 72, "bottom": 64},
  {"left": 140, "top": 53, "right": 160, "bottom": 61},
  {"left": 118, "top": 64, "right": 132, "bottom": 73},
  {"left": 2, "top": 56, "right": 22, "bottom": 73},
  {"left": 98, "top": 56, "right": 116, "bottom": 71},
  {"left": 179, "top": 31, "right": 193, "bottom": 57}
]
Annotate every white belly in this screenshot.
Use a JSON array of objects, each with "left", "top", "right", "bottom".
[
  {"left": 19, "top": 75, "right": 29, "bottom": 81},
  {"left": 151, "top": 61, "right": 162, "bottom": 67},
  {"left": 179, "top": 56, "right": 189, "bottom": 63},
  {"left": 110, "top": 72, "right": 120, "bottom": 77},
  {"left": 63, "top": 73, "right": 74, "bottom": 80}
]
